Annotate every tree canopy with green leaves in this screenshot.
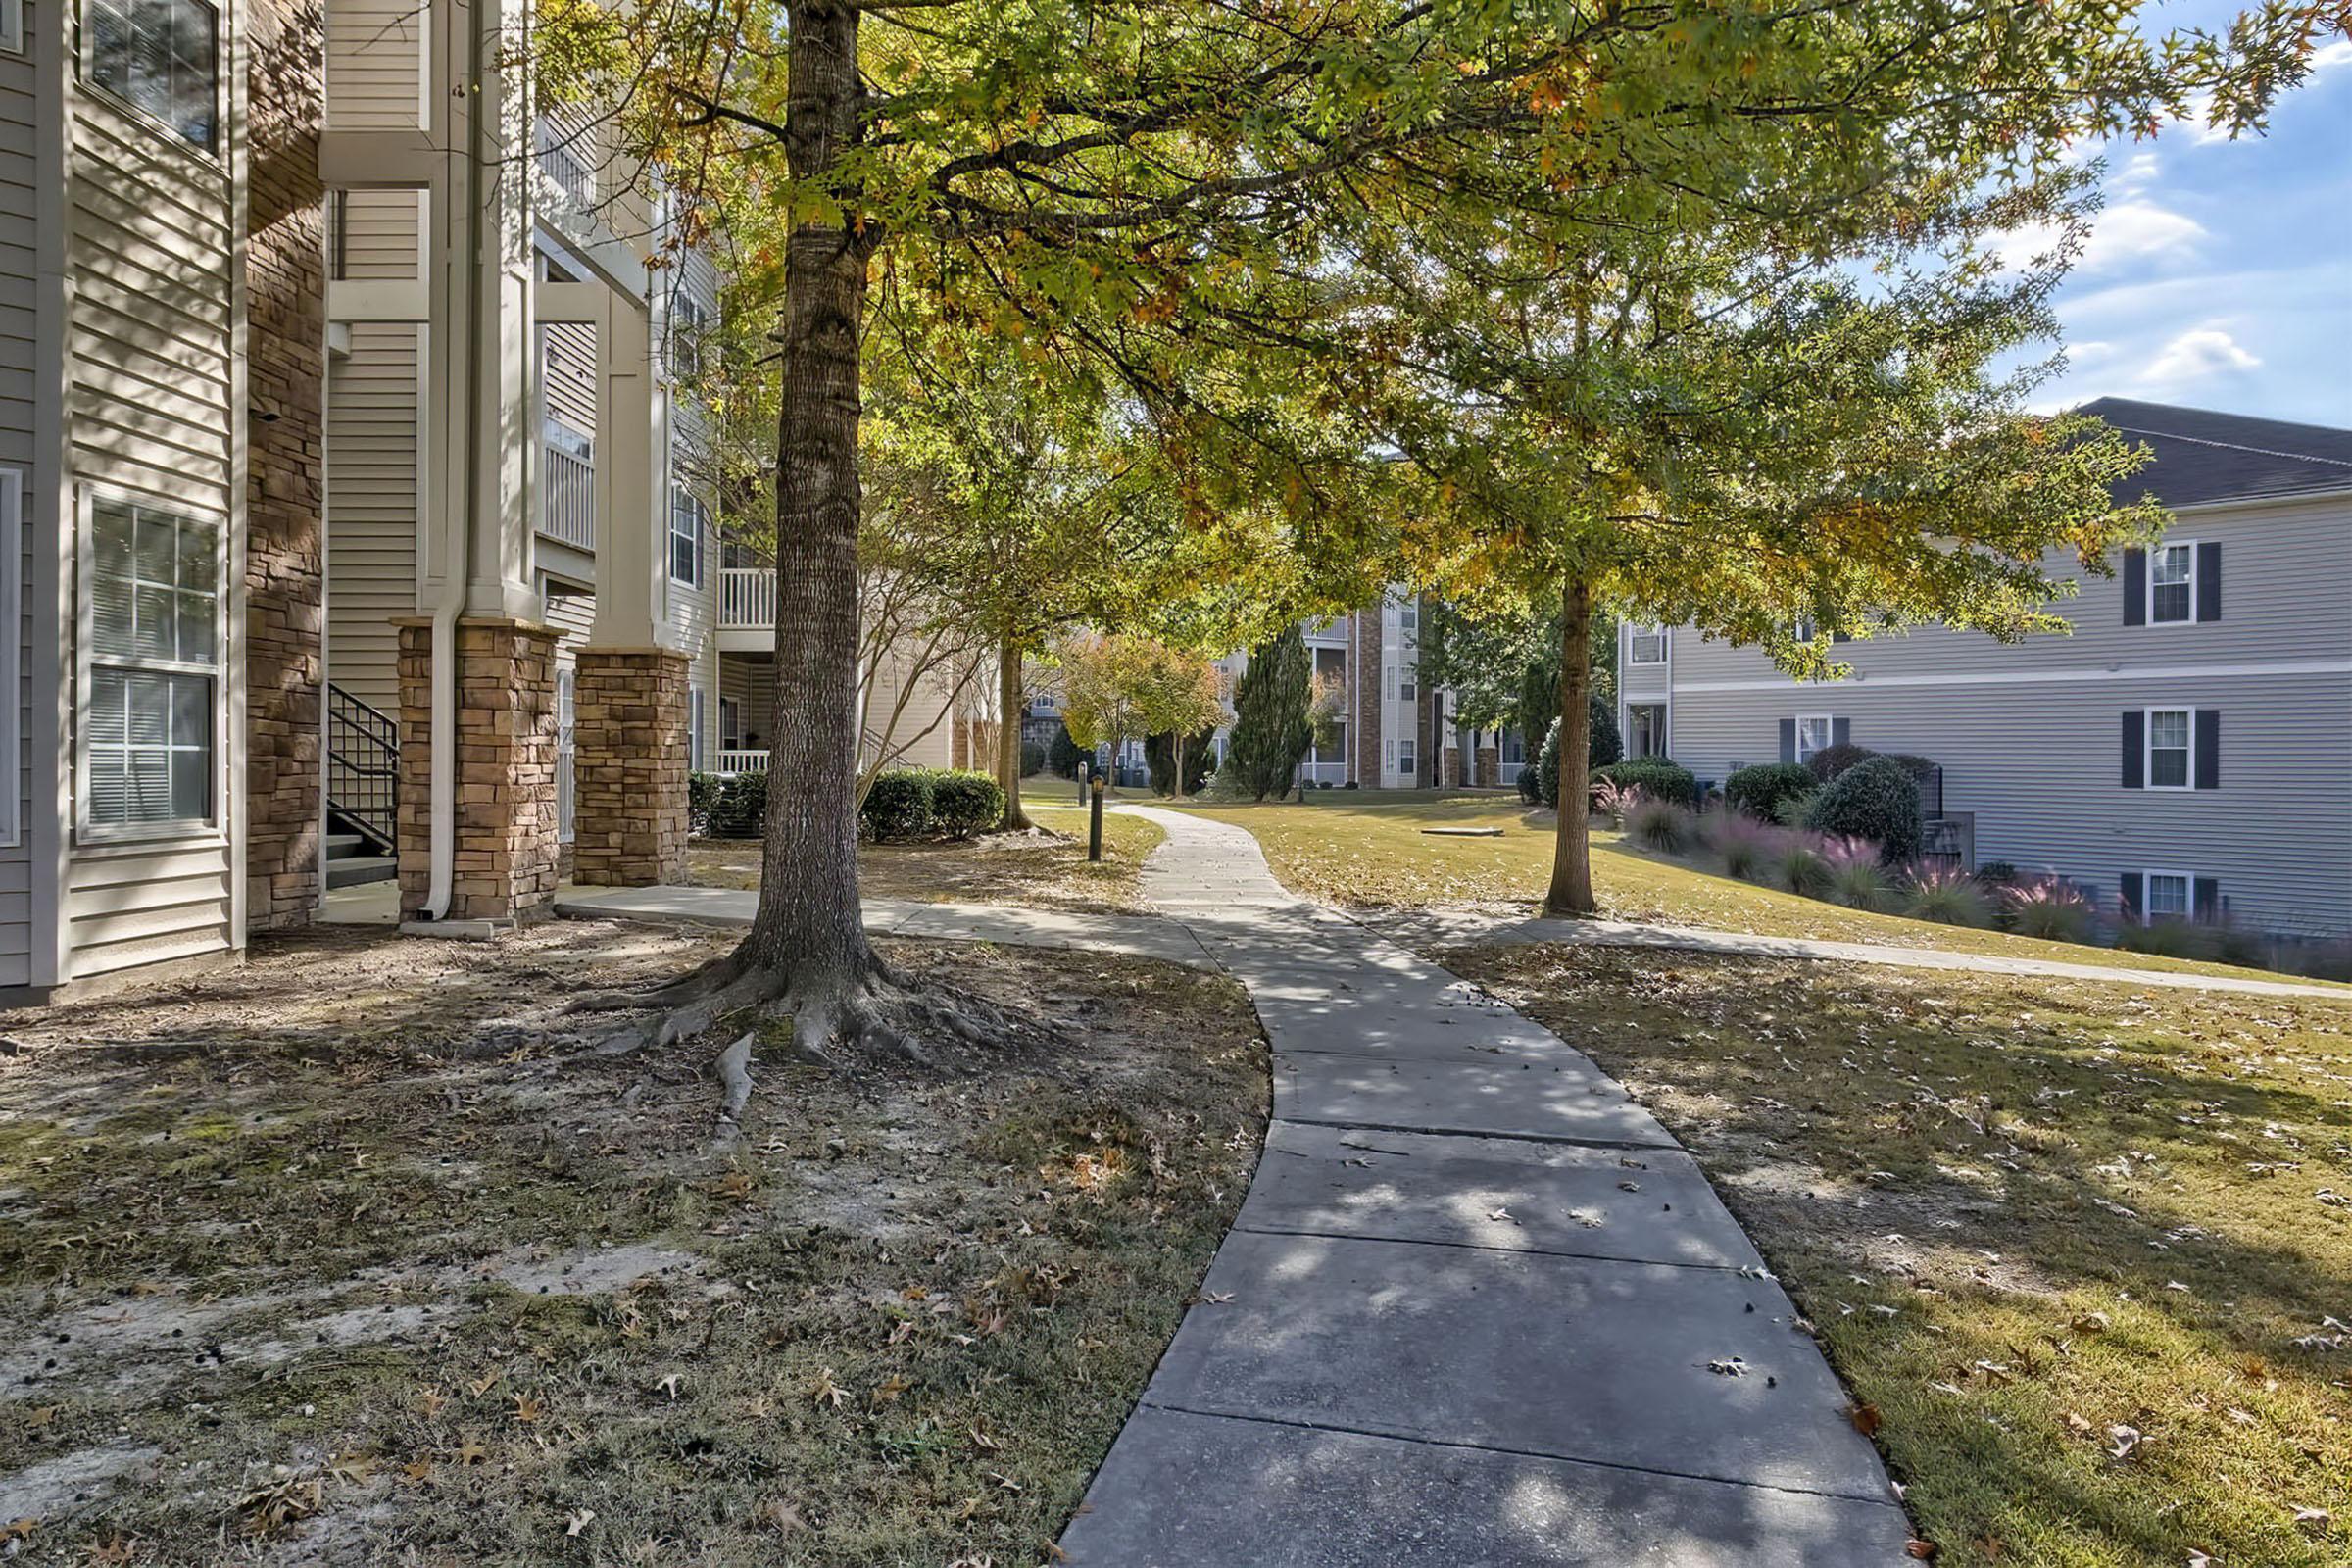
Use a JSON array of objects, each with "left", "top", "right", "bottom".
[{"left": 552, "top": 0, "right": 2349, "bottom": 1054}]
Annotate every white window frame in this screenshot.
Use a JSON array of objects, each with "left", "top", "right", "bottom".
[
  {"left": 2147, "top": 540, "right": 2196, "bottom": 625},
  {"left": 1, "top": 0, "right": 24, "bottom": 56},
  {"left": 0, "top": 470, "right": 19, "bottom": 847},
  {"left": 2140, "top": 869, "right": 2192, "bottom": 921},
  {"left": 1396, "top": 740, "right": 1416, "bottom": 779},
  {"left": 1628, "top": 623, "right": 1667, "bottom": 665},
  {"left": 74, "top": 486, "right": 227, "bottom": 846},
  {"left": 2144, "top": 706, "right": 2193, "bottom": 791},
  {"left": 81, "top": 0, "right": 225, "bottom": 160},
  {"left": 667, "top": 290, "right": 712, "bottom": 383},
  {"left": 1795, "top": 712, "right": 1835, "bottom": 765},
  {"left": 669, "top": 486, "right": 708, "bottom": 589}
]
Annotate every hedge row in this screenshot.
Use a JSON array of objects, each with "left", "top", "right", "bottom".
[
  {"left": 689, "top": 770, "right": 768, "bottom": 839},
  {"left": 861, "top": 767, "right": 1007, "bottom": 842}
]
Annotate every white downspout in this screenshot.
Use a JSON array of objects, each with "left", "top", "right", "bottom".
[{"left": 424, "top": 0, "right": 493, "bottom": 921}]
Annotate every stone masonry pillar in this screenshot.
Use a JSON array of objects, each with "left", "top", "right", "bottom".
[
  {"left": 570, "top": 649, "right": 690, "bottom": 887},
  {"left": 394, "top": 618, "right": 562, "bottom": 923},
  {"left": 243, "top": 0, "right": 326, "bottom": 929}
]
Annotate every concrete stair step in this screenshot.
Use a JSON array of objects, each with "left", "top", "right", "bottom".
[{"left": 326, "top": 856, "right": 397, "bottom": 889}]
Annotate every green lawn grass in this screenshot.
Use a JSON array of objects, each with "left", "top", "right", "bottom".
[
  {"left": 1454, "top": 944, "right": 2352, "bottom": 1568},
  {"left": 1172, "top": 793, "right": 2343, "bottom": 986}
]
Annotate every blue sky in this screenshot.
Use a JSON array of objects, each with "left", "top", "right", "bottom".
[{"left": 2022, "top": 25, "right": 2352, "bottom": 427}]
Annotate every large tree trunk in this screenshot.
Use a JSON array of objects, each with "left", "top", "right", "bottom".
[
  {"left": 996, "top": 637, "right": 1030, "bottom": 830},
  {"left": 1544, "top": 576, "right": 1596, "bottom": 915},
  {"left": 739, "top": 0, "right": 876, "bottom": 1000}
]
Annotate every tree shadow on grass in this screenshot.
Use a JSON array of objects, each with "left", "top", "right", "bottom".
[{"left": 1451, "top": 943, "right": 2352, "bottom": 1568}]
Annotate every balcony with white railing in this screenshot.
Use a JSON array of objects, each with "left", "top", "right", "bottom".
[
  {"left": 715, "top": 748, "right": 769, "bottom": 773},
  {"left": 536, "top": 110, "right": 598, "bottom": 210},
  {"left": 541, "top": 438, "right": 595, "bottom": 551},
  {"left": 717, "top": 567, "right": 777, "bottom": 649}
]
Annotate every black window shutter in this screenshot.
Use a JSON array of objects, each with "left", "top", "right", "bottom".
[
  {"left": 2121, "top": 711, "right": 2143, "bottom": 788},
  {"left": 2119, "top": 872, "right": 2143, "bottom": 920},
  {"left": 2194, "top": 710, "right": 2220, "bottom": 790},
  {"left": 1779, "top": 718, "right": 1796, "bottom": 763},
  {"left": 1832, "top": 716, "right": 1851, "bottom": 747},
  {"left": 1831, "top": 631, "right": 1851, "bottom": 644},
  {"left": 2192, "top": 877, "right": 2219, "bottom": 922},
  {"left": 2122, "top": 548, "right": 2146, "bottom": 626},
  {"left": 2196, "top": 542, "right": 2221, "bottom": 621}
]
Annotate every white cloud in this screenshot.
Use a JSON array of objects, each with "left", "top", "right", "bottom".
[
  {"left": 2112, "top": 151, "right": 2162, "bottom": 194},
  {"left": 2136, "top": 325, "right": 2262, "bottom": 389},
  {"left": 2065, "top": 340, "right": 2119, "bottom": 367},
  {"left": 2083, "top": 200, "right": 2206, "bottom": 268},
  {"left": 2312, "top": 38, "right": 2352, "bottom": 72},
  {"left": 1993, "top": 198, "right": 2206, "bottom": 275}
]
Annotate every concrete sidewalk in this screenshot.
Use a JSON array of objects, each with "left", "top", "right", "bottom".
[
  {"left": 551, "top": 883, "right": 1218, "bottom": 968},
  {"left": 1057, "top": 808, "right": 1912, "bottom": 1566}
]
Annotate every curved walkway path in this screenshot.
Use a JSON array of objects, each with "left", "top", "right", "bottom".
[{"left": 1057, "top": 808, "right": 1913, "bottom": 1566}]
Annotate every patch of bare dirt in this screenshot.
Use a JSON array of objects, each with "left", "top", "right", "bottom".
[{"left": 0, "top": 919, "right": 1267, "bottom": 1563}]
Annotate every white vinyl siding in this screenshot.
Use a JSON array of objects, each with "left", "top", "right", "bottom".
[
  {"left": 324, "top": 0, "right": 424, "bottom": 128},
  {"left": 332, "top": 187, "right": 420, "bottom": 280},
  {"left": 324, "top": 322, "right": 420, "bottom": 713},
  {"left": 62, "top": 83, "right": 240, "bottom": 979},
  {"left": 0, "top": 42, "right": 35, "bottom": 985},
  {"left": 0, "top": 471, "right": 17, "bottom": 850}
]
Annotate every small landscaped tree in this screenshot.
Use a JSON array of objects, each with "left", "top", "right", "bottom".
[
  {"left": 1123, "top": 644, "right": 1228, "bottom": 801},
  {"left": 1224, "top": 626, "right": 1312, "bottom": 802}
]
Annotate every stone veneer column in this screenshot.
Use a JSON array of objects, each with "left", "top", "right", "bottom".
[
  {"left": 569, "top": 649, "right": 690, "bottom": 887},
  {"left": 394, "top": 618, "right": 562, "bottom": 923},
  {"left": 1352, "top": 610, "right": 1383, "bottom": 786},
  {"left": 243, "top": 0, "right": 326, "bottom": 928}
]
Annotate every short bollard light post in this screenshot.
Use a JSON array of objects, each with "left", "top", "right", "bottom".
[{"left": 1088, "top": 773, "right": 1105, "bottom": 861}]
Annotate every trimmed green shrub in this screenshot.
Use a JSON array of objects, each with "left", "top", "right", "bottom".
[
  {"left": 1020, "top": 738, "right": 1049, "bottom": 777},
  {"left": 1803, "top": 741, "right": 1877, "bottom": 784},
  {"left": 927, "top": 769, "right": 1006, "bottom": 838},
  {"left": 1976, "top": 860, "right": 2021, "bottom": 888},
  {"left": 2116, "top": 916, "right": 2202, "bottom": 957},
  {"left": 860, "top": 769, "right": 934, "bottom": 841},
  {"left": 1724, "top": 762, "right": 1815, "bottom": 821},
  {"left": 1770, "top": 790, "right": 1816, "bottom": 827},
  {"left": 1047, "top": 724, "right": 1083, "bottom": 779},
  {"left": 1801, "top": 756, "right": 1922, "bottom": 862},
  {"left": 706, "top": 770, "right": 768, "bottom": 839},
  {"left": 1593, "top": 758, "right": 1698, "bottom": 808},
  {"left": 1586, "top": 693, "right": 1623, "bottom": 771},
  {"left": 688, "top": 771, "right": 722, "bottom": 835},
  {"left": 1528, "top": 697, "right": 1630, "bottom": 808}
]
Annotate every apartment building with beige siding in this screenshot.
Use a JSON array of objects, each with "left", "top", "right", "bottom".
[
  {"left": 1622, "top": 400, "right": 2352, "bottom": 941},
  {"left": 0, "top": 0, "right": 969, "bottom": 1004}
]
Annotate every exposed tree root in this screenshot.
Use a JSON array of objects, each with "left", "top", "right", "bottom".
[
  {"left": 567, "top": 953, "right": 747, "bottom": 1016},
  {"left": 710, "top": 1030, "right": 756, "bottom": 1148},
  {"left": 592, "top": 966, "right": 787, "bottom": 1056}
]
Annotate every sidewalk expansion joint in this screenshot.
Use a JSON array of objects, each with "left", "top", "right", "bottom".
[
  {"left": 1230, "top": 1223, "right": 1766, "bottom": 1277},
  {"left": 1273, "top": 1113, "right": 1682, "bottom": 1153},
  {"left": 1131, "top": 1401, "right": 1908, "bottom": 1510}
]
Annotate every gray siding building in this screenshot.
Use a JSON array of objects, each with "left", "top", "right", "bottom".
[{"left": 1622, "top": 399, "right": 2352, "bottom": 940}]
